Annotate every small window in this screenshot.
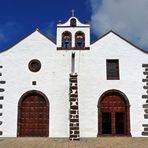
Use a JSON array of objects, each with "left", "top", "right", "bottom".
[
  {"left": 70, "top": 18, "right": 76, "bottom": 27},
  {"left": 29, "top": 59, "right": 41, "bottom": 72},
  {"left": 75, "top": 31, "right": 85, "bottom": 48},
  {"left": 62, "top": 31, "right": 72, "bottom": 48},
  {"left": 106, "top": 59, "right": 119, "bottom": 80}
]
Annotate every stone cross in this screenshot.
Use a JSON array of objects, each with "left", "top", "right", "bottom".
[{"left": 72, "top": 9, "right": 75, "bottom": 17}]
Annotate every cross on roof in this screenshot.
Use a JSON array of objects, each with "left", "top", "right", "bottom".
[{"left": 71, "top": 9, "right": 75, "bottom": 17}]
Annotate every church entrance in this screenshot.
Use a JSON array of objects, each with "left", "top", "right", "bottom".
[
  {"left": 98, "top": 90, "right": 130, "bottom": 136},
  {"left": 17, "top": 91, "right": 49, "bottom": 137}
]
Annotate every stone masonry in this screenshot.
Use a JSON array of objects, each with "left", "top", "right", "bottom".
[
  {"left": 69, "top": 73, "right": 80, "bottom": 140},
  {"left": 142, "top": 64, "right": 148, "bottom": 136},
  {"left": 0, "top": 65, "right": 4, "bottom": 136}
]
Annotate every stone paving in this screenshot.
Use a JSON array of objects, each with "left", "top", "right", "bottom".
[{"left": 0, "top": 137, "right": 148, "bottom": 148}]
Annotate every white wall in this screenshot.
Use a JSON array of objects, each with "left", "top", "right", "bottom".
[
  {"left": 0, "top": 31, "right": 70, "bottom": 137},
  {"left": 77, "top": 33, "right": 148, "bottom": 137},
  {"left": 0, "top": 30, "right": 147, "bottom": 137}
]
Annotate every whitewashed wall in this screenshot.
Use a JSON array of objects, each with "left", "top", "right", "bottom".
[
  {"left": 78, "top": 33, "right": 148, "bottom": 137},
  {"left": 0, "top": 30, "right": 147, "bottom": 137},
  {"left": 0, "top": 31, "right": 70, "bottom": 137}
]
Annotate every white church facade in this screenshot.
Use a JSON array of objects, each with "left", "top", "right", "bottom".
[{"left": 0, "top": 16, "right": 148, "bottom": 140}]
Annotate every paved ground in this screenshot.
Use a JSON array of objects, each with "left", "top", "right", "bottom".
[{"left": 0, "top": 137, "right": 148, "bottom": 148}]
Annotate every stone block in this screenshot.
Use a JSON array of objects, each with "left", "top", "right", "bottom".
[
  {"left": 142, "top": 64, "right": 148, "bottom": 68},
  {"left": 143, "top": 86, "right": 148, "bottom": 89},
  {"left": 74, "top": 131, "right": 79, "bottom": 134},
  {"left": 142, "top": 79, "right": 148, "bottom": 82},
  {"left": 143, "top": 72, "right": 148, "bottom": 75},
  {"left": 0, "top": 96, "right": 4, "bottom": 100},
  {"left": 142, "top": 95, "right": 148, "bottom": 99},
  {"left": 143, "top": 124, "right": 148, "bottom": 127},
  {"left": 71, "top": 105, "right": 78, "bottom": 110},
  {"left": 0, "top": 81, "right": 6, "bottom": 84},
  {"left": 144, "top": 114, "right": 148, "bottom": 119},
  {"left": 70, "top": 127, "right": 79, "bottom": 130},
  {"left": 70, "top": 110, "right": 76, "bottom": 114},
  {"left": 0, "top": 89, "right": 4, "bottom": 92},
  {"left": 70, "top": 119, "right": 79, "bottom": 122},
  {"left": 144, "top": 109, "right": 148, "bottom": 113},
  {"left": 142, "top": 132, "right": 148, "bottom": 136},
  {"left": 0, "top": 105, "right": 2, "bottom": 109},
  {"left": 144, "top": 128, "right": 148, "bottom": 131},
  {"left": 143, "top": 104, "right": 148, "bottom": 108}
]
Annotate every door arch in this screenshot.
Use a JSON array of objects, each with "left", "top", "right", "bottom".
[
  {"left": 98, "top": 89, "right": 130, "bottom": 136},
  {"left": 17, "top": 90, "right": 49, "bottom": 137}
]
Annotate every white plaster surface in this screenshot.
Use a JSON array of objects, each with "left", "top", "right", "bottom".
[{"left": 0, "top": 21, "right": 148, "bottom": 137}]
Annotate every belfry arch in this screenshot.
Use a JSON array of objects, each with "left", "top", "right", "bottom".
[
  {"left": 98, "top": 89, "right": 131, "bottom": 136},
  {"left": 17, "top": 90, "right": 49, "bottom": 137}
]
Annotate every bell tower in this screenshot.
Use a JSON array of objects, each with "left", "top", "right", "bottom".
[
  {"left": 56, "top": 14, "right": 90, "bottom": 141},
  {"left": 57, "top": 15, "right": 90, "bottom": 50}
]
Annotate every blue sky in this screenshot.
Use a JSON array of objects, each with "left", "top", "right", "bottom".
[
  {"left": 0, "top": 0, "right": 93, "bottom": 51},
  {"left": 0, "top": 0, "right": 148, "bottom": 51}
]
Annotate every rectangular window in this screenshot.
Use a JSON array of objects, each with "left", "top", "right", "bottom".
[{"left": 106, "top": 59, "right": 119, "bottom": 80}]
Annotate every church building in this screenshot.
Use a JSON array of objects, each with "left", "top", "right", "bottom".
[{"left": 0, "top": 15, "right": 148, "bottom": 140}]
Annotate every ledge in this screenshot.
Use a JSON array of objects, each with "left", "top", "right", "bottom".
[{"left": 57, "top": 47, "right": 90, "bottom": 50}]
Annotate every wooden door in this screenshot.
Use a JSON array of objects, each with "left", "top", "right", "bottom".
[
  {"left": 18, "top": 92, "right": 49, "bottom": 137},
  {"left": 98, "top": 91, "right": 130, "bottom": 136}
]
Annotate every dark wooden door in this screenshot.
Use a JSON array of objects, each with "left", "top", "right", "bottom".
[
  {"left": 98, "top": 91, "right": 130, "bottom": 136},
  {"left": 18, "top": 92, "right": 49, "bottom": 137},
  {"left": 102, "top": 112, "right": 111, "bottom": 134}
]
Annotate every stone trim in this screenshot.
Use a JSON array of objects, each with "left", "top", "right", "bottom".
[
  {"left": 0, "top": 105, "right": 2, "bottom": 109},
  {"left": 57, "top": 47, "right": 90, "bottom": 50},
  {"left": 32, "top": 81, "right": 37, "bottom": 85},
  {"left": 0, "top": 89, "right": 5, "bottom": 92},
  {"left": 69, "top": 73, "right": 80, "bottom": 140},
  {"left": 142, "top": 64, "right": 148, "bottom": 67},
  {"left": 0, "top": 81, "right": 6, "bottom": 84},
  {"left": 142, "top": 64, "right": 148, "bottom": 136},
  {"left": 0, "top": 97, "right": 4, "bottom": 100},
  {"left": 0, "top": 68, "right": 4, "bottom": 136}
]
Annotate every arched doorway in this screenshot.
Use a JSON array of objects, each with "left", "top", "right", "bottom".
[
  {"left": 17, "top": 90, "right": 49, "bottom": 137},
  {"left": 98, "top": 90, "right": 130, "bottom": 136}
]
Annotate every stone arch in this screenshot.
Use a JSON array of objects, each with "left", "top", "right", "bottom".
[
  {"left": 17, "top": 90, "right": 49, "bottom": 137},
  {"left": 98, "top": 89, "right": 131, "bottom": 136}
]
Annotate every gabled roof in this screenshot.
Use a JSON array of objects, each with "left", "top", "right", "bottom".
[
  {"left": 0, "top": 29, "right": 56, "bottom": 53},
  {"left": 91, "top": 30, "right": 148, "bottom": 54}
]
